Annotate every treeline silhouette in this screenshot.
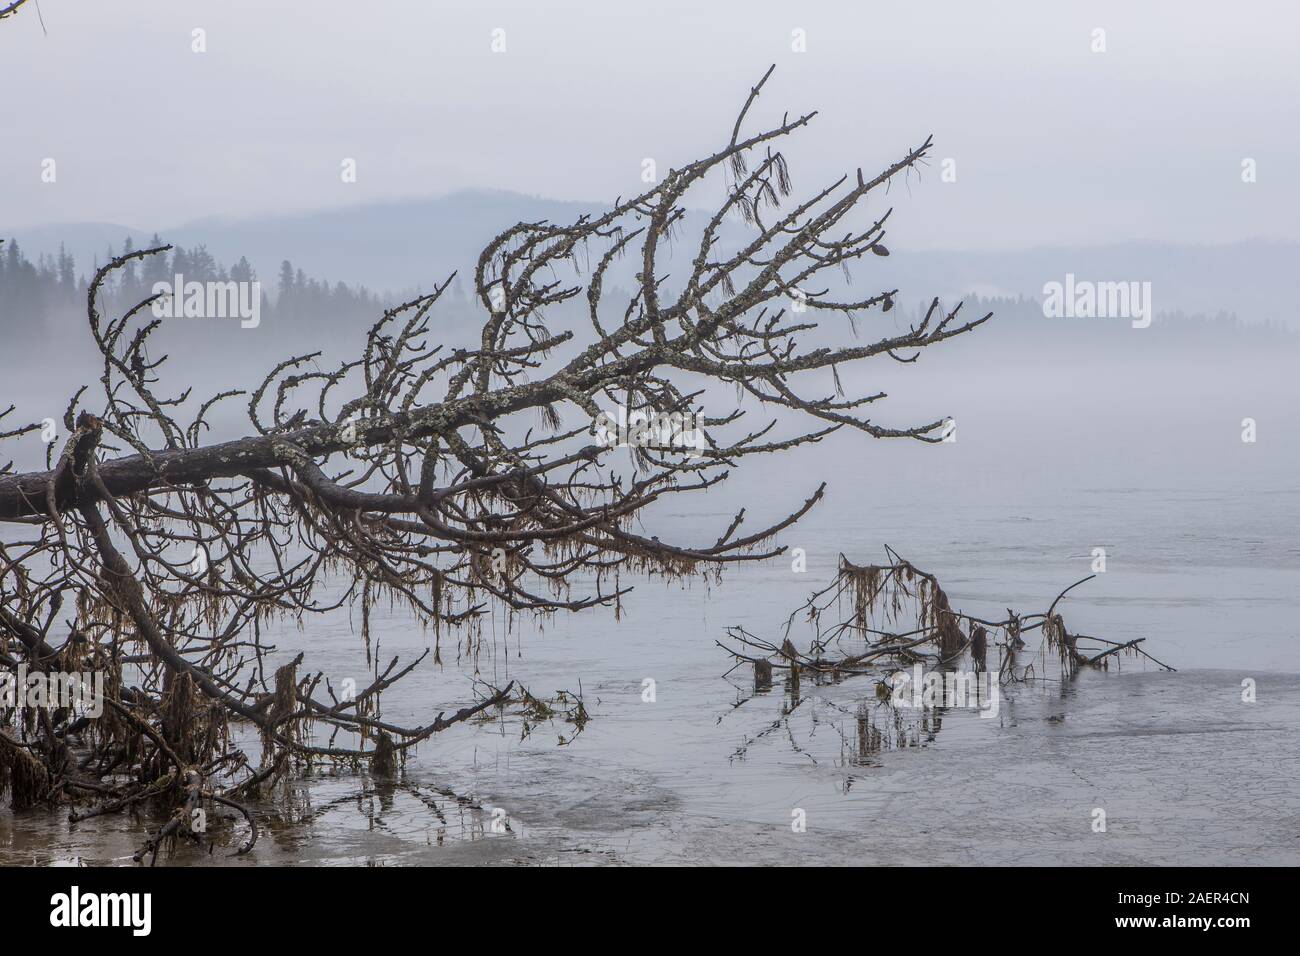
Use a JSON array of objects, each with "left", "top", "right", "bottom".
[
  {"left": 955, "top": 294, "right": 1289, "bottom": 335},
  {"left": 893, "top": 293, "right": 1295, "bottom": 355},
  {"left": 5, "top": 238, "right": 1290, "bottom": 361},
  {"left": 0, "top": 236, "right": 407, "bottom": 345}
]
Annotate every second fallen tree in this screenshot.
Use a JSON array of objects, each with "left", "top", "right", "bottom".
[{"left": 720, "top": 546, "right": 1176, "bottom": 699}]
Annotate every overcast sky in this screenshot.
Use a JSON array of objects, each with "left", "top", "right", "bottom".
[{"left": 2, "top": 0, "right": 1295, "bottom": 249}]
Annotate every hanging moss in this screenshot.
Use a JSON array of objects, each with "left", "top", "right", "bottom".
[
  {"left": 370, "top": 731, "right": 397, "bottom": 777},
  {"left": 0, "top": 731, "right": 53, "bottom": 810}
]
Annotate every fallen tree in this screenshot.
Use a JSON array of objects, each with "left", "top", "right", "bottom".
[{"left": 0, "top": 69, "right": 989, "bottom": 861}]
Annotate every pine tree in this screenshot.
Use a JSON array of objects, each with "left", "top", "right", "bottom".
[
  {"left": 119, "top": 236, "right": 139, "bottom": 306},
  {"left": 230, "top": 256, "right": 255, "bottom": 283},
  {"left": 140, "top": 234, "right": 171, "bottom": 290},
  {"left": 171, "top": 246, "right": 191, "bottom": 280},
  {"left": 57, "top": 244, "right": 77, "bottom": 305},
  {"left": 277, "top": 260, "right": 295, "bottom": 321},
  {"left": 188, "top": 244, "right": 218, "bottom": 281}
]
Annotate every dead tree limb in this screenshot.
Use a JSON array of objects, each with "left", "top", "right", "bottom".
[{"left": 1, "top": 70, "right": 987, "bottom": 859}]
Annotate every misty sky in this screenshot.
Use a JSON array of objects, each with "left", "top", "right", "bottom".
[{"left": 2, "top": 0, "right": 1296, "bottom": 250}]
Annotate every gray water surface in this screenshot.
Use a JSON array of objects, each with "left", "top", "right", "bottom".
[{"left": 3, "top": 353, "right": 1299, "bottom": 866}]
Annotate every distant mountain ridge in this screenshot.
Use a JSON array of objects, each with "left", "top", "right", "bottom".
[{"left": 10, "top": 190, "right": 1298, "bottom": 324}]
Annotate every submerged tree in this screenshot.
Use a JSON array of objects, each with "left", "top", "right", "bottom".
[
  {"left": 0, "top": 69, "right": 989, "bottom": 860},
  {"left": 722, "top": 548, "right": 1175, "bottom": 691},
  {"left": 718, "top": 550, "right": 1175, "bottom": 765}
]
